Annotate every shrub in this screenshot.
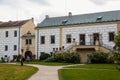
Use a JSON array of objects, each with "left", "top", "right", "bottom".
[
  {"left": 0, "top": 57, "right": 5, "bottom": 62},
  {"left": 44, "top": 51, "right": 80, "bottom": 63},
  {"left": 39, "top": 52, "right": 51, "bottom": 61},
  {"left": 17, "top": 55, "right": 22, "bottom": 62},
  {"left": 88, "top": 52, "right": 109, "bottom": 63},
  {"left": 44, "top": 57, "right": 55, "bottom": 62},
  {"left": 32, "top": 55, "right": 36, "bottom": 60},
  {"left": 111, "top": 52, "right": 120, "bottom": 64}
]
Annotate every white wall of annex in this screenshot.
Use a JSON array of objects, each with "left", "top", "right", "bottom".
[
  {"left": 38, "top": 28, "right": 60, "bottom": 55},
  {"left": 62, "top": 24, "right": 117, "bottom": 48}
]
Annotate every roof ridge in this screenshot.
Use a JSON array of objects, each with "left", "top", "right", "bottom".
[
  {"left": 37, "top": 10, "right": 120, "bottom": 28},
  {"left": 46, "top": 10, "right": 120, "bottom": 19}
]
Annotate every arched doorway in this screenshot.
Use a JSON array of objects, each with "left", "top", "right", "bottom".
[{"left": 25, "top": 51, "right": 32, "bottom": 60}]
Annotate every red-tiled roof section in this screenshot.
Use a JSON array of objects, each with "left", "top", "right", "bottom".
[{"left": 0, "top": 19, "right": 30, "bottom": 27}]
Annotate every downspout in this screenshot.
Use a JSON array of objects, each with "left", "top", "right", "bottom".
[
  {"left": 37, "top": 29, "right": 39, "bottom": 59},
  {"left": 18, "top": 26, "right": 21, "bottom": 55}
]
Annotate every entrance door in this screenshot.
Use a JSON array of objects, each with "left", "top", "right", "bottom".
[
  {"left": 25, "top": 51, "right": 32, "bottom": 60},
  {"left": 93, "top": 33, "right": 99, "bottom": 45},
  {"left": 79, "top": 34, "right": 85, "bottom": 45}
]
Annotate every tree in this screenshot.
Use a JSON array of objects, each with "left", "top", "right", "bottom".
[
  {"left": 114, "top": 31, "right": 120, "bottom": 52},
  {"left": 111, "top": 32, "right": 120, "bottom": 71},
  {"left": 113, "top": 31, "right": 120, "bottom": 64}
]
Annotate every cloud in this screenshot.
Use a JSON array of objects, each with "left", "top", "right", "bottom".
[
  {"left": 0, "top": 0, "right": 16, "bottom": 5},
  {"left": 0, "top": 0, "right": 50, "bottom": 7},
  {"left": 89, "top": 0, "right": 118, "bottom": 5},
  {"left": 29, "top": 0, "right": 50, "bottom": 6}
]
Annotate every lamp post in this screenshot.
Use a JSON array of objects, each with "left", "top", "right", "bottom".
[{"left": 21, "top": 49, "right": 24, "bottom": 66}]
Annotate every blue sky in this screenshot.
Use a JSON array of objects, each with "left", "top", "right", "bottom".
[{"left": 0, "top": 0, "right": 120, "bottom": 24}]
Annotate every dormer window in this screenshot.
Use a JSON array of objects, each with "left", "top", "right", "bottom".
[
  {"left": 62, "top": 20, "right": 68, "bottom": 24},
  {"left": 97, "top": 16, "right": 103, "bottom": 21}
]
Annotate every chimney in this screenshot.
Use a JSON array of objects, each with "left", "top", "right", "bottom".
[
  {"left": 45, "top": 15, "right": 49, "bottom": 19},
  {"left": 9, "top": 20, "right": 12, "bottom": 22},
  {"left": 31, "top": 17, "right": 34, "bottom": 22},
  {"left": 68, "top": 12, "right": 72, "bottom": 17}
]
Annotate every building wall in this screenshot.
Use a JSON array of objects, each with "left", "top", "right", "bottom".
[
  {"left": 21, "top": 19, "right": 35, "bottom": 35},
  {"left": 36, "top": 28, "right": 60, "bottom": 57},
  {"left": 22, "top": 37, "right": 35, "bottom": 56},
  {"left": 0, "top": 19, "right": 35, "bottom": 60},
  {"left": 0, "top": 27, "right": 21, "bottom": 60},
  {"left": 36, "top": 23, "right": 117, "bottom": 56},
  {"left": 21, "top": 19, "right": 35, "bottom": 56},
  {"left": 62, "top": 24, "right": 117, "bottom": 48}
]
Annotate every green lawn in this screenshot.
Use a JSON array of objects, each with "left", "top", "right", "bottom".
[
  {"left": 0, "top": 64, "right": 38, "bottom": 80},
  {"left": 24, "top": 61, "right": 72, "bottom": 66},
  {"left": 59, "top": 64, "right": 120, "bottom": 80},
  {"left": 65, "top": 64, "right": 117, "bottom": 69}
]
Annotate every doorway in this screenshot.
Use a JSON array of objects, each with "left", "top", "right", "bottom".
[
  {"left": 25, "top": 51, "right": 32, "bottom": 60},
  {"left": 79, "top": 34, "right": 85, "bottom": 45},
  {"left": 93, "top": 33, "right": 99, "bottom": 45}
]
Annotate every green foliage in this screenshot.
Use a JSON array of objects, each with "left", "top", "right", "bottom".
[
  {"left": 0, "top": 57, "right": 5, "bottom": 62},
  {"left": 39, "top": 52, "right": 51, "bottom": 61},
  {"left": 44, "top": 51, "right": 80, "bottom": 63},
  {"left": 32, "top": 55, "right": 36, "bottom": 60},
  {"left": 17, "top": 55, "right": 22, "bottom": 62},
  {"left": 88, "top": 52, "right": 109, "bottom": 63},
  {"left": 114, "top": 31, "right": 120, "bottom": 51},
  {"left": 111, "top": 52, "right": 120, "bottom": 64}
]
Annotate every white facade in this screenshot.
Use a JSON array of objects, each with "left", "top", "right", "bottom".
[
  {"left": 62, "top": 24, "right": 117, "bottom": 48},
  {"left": 36, "top": 28, "right": 60, "bottom": 57},
  {"left": 36, "top": 24, "right": 117, "bottom": 55},
  {"left": 0, "top": 28, "right": 21, "bottom": 60}
]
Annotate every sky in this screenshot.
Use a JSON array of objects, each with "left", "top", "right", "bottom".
[{"left": 0, "top": 0, "right": 120, "bottom": 25}]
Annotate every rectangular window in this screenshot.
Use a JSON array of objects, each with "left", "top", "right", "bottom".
[
  {"left": 14, "top": 45, "right": 17, "bottom": 51},
  {"left": 80, "top": 34, "right": 85, "bottom": 45},
  {"left": 26, "top": 39, "right": 29, "bottom": 45},
  {"left": 109, "top": 32, "right": 115, "bottom": 41},
  {"left": 51, "top": 35, "right": 55, "bottom": 44},
  {"left": 26, "top": 39, "right": 32, "bottom": 45},
  {"left": 5, "top": 31, "right": 8, "bottom": 37},
  {"left": 29, "top": 39, "right": 32, "bottom": 44},
  {"left": 5, "top": 45, "right": 8, "bottom": 51},
  {"left": 66, "top": 34, "right": 71, "bottom": 43},
  {"left": 14, "top": 30, "right": 17, "bottom": 37},
  {"left": 41, "top": 36, "right": 45, "bottom": 44}
]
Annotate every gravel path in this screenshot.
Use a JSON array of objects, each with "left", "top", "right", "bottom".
[{"left": 27, "top": 64, "right": 63, "bottom": 80}]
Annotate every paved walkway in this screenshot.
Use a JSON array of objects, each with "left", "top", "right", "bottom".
[{"left": 27, "top": 64, "right": 63, "bottom": 80}]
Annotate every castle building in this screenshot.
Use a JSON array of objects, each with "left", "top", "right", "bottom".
[
  {"left": 36, "top": 10, "right": 120, "bottom": 63},
  {"left": 0, "top": 18, "right": 35, "bottom": 60}
]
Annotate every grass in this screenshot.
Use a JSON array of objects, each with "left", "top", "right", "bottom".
[
  {"left": 65, "top": 64, "right": 118, "bottom": 69},
  {"left": 59, "top": 64, "right": 120, "bottom": 80},
  {"left": 0, "top": 64, "right": 38, "bottom": 80},
  {"left": 24, "top": 61, "right": 72, "bottom": 66}
]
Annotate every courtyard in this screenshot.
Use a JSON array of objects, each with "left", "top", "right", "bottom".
[{"left": 0, "top": 63, "right": 120, "bottom": 80}]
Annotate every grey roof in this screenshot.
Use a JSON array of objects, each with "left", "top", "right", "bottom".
[{"left": 37, "top": 10, "right": 120, "bottom": 28}]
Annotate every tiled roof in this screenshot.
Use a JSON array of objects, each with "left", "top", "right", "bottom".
[
  {"left": 0, "top": 19, "right": 30, "bottom": 28},
  {"left": 37, "top": 10, "right": 120, "bottom": 28}
]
